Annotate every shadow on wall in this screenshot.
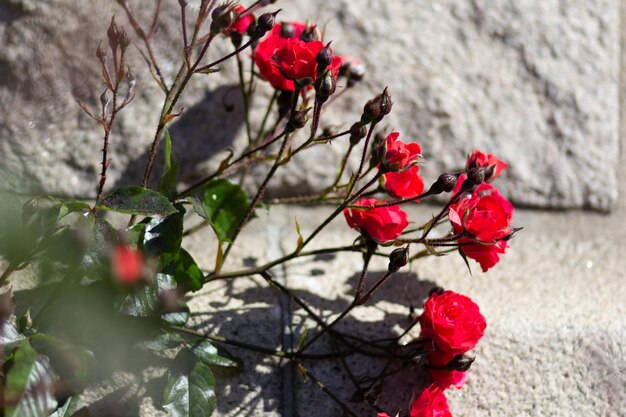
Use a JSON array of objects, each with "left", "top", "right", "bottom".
[{"left": 114, "top": 84, "right": 245, "bottom": 190}]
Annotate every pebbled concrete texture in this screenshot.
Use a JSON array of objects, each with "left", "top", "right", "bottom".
[{"left": 0, "top": 0, "right": 621, "bottom": 210}]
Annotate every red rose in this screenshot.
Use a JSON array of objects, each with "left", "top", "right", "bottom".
[
  {"left": 379, "top": 132, "right": 421, "bottom": 172},
  {"left": 467, "top": 150, "right": 508, "bottom": 181},
  {"left": 420, "top": 290, "right": 486, "bottom": 356},
  {"left": 429, "top": 369, "right": 467, "bottom": 390},
  {"left": 449, "top": 181, "right": 514, "bottom": 271},
  {"left": 255, "top": 22, "right": 341, "bottom": 91},
  {"left": 273, "top": 38, "right": 325, "bottom": 82},
  {"left": 382, "top": 164, "right": 425, "bottom": 199},
  {"left": 228, "top": 5, "right": 254, "bottom": 35},
  {"left": 409, "top": 385, "right": 452, "bottom": 417},
  {"left": 449, "top": 182, "right": 513, "bottom": 242},
  {"left": 343, "top": 198, "right": 409, "bottom": 243},
  {"left": 112, "top": 245, "right": 144, "bottom": 285}
]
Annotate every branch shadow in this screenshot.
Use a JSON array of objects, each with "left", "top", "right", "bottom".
[{"left": 113, "top": 84, "right": 245, "bottom": 190}]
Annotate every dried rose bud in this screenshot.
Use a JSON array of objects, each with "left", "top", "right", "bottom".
[
  {"left": 388, "top": 246, "right": 409, "bottom": 273},
  {"left": 349, "top": 122, "right": 367, "bottom": 145},
  {"left": 428, "top": 173, "right": 458, "bottom": 195}
]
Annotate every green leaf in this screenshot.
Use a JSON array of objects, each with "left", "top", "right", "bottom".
[
  {"left": 163, "top": 249, "right": 204, "bottom": 292},
  {"left": 159, "top": 129, "right": 179, "bottom": 200},
  {"left": 163, "top": 349, "right": 216, "bottom": 417},
  {"left": 298, "top": 324, "right": 308, "bottom": 350},
  {"left": 81, "top": 217, "right": 116, "bottom": 279},
  {"left": 98, "top": 187, "right": 177, "bottom": 217},
  {"left": 141, "top": 211, "right": 184, "bottom": 259},
  {"left": 188, "top": 339, "right": 239, "bottom": 369},
  {"left": 190, "top": 179, "right": 250, "bottom": 242},
  {"left": 4, "top": 340, "right": 58, "bottom": 417}
]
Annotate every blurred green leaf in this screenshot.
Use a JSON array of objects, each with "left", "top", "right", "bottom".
[
  {"left": 159, "top": 129, "right": 179, "bottom": 200},
  {"left": 162, "top": 307, "right": 190, "bottom": 327},
  {"left": 137, "top": 332, "right": 184, "bottom": 352},
  {"left": 163, "top": 249, "right": 203, "bottom": 292},
  {"left": 98, "top": 187, "right": 177, "bottom": 217},
  {"left": 117, "top": 273, "right": 176, "bottom": 318},
  {"left": 4, "top": 340, "right": 58, "bottom": 417},
  {"left": 162, "top": 349, "right": 216, "bottom": 417},
  {"left": 30, "top": 334, "right": 94, "bottom": 388},
  {"left": 0, "top": 322, "right": 26, "bottom": 350},
  {"left": 48, "top": 396, "right": 86, "bottom": 417},
  {"left": 190, "top": 180, "right": 250, "bottom": 243}
]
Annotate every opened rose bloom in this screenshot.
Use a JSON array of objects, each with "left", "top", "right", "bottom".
[
  {"left": 449, "top": 181, "right": 514, "bottom": 271},
  {"left": 112, "top": 244, "right": 144, "bottom": 285},
  {"left": 409, "top": 385, "right": 452, "bottom": 417},
  {"left": 379, "top": 132, "right": 421, "bottom": 172},
  {"left": 343, "top": 198, "right": 409, "bottom": 243},
  {"left": 255, "top": 22, "right": 341, "bottom": 91},
  {"left": 420, "top": 290, "right": 486, "bottom": 357},
  {"left": 382, "top": 164, "right": 425, "bottom": 199},
  {"left": 467, "top": 149, "right": 508, "bottom": 181}
]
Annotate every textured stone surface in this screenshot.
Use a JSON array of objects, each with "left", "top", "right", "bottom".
[{"left": 0, "top": 0, "right": 620, "bottom": 210}]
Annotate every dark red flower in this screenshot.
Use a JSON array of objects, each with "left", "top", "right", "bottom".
[
  {"left": 112, "top": 245, "right": 144, "bottom": 285},
  {"left": 382, "top": 164, "right": 425, "bottom": 199},
  {"left": 379, "top": 132, "right": 421, "bottom": 172},
  {"left": 228, "top": 5, "right": 254, "bottom": 35},
  {"left": 343, "top": 198, "right": 409, "bottom": 243},
  {"left": 255, "top": 22, "right": 341, "bottom": 91},
  {"left": 466, "top": 150, "right": 508, "bottom": 181},
  {"left": 420, "top": 290, "right": 486, "bottom": 356},
  {"left": 409, "top": 385, "right": 452, "bottom": 417}
]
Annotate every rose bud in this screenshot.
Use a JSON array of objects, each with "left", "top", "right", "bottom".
[
  {"left": 427, "top": 173, "right": 458, "bottom": 195},
  {"left": 254, "top": 10, "right": 279, "bottom": 39},
  {"left": 466, "top": 149, "right": 508, "bottom": 182},
  {"left": 300, "top": 25, "right": 319, "bottom": 42},
  {"left": 107, "top": 16, "right": 120, "bottom": 50},
  {"left": 316, "top": 42, "right": 334, "bottom": 74},
  {"left": 461, "top": 166, "right": 486, "bottom": 191},
  {"left": 388, "top": 246, "right": 409, "bottom": 273},
  {"left": 349, "top": 122, "right": 367, "bottom": 145},
  {"left": 286, "top": 109, "right": 309, "bottom": 132},
  {"left": 118, "top": 28, "right": 131, "bottom": 50},
  {"left": 447, "top": 354, "right": 475, "bottom": 372},
  {"left": 210, "top": 4, "right": 234, "bottom": 35},
  {"left": 361, "top": 88, "right": 393, "bottom": 123},
  {"left": 96, "top": 42, "right": 107, "bottom": 62},
  {"left": 178, "top": 0, "right": 189, "bottom": 6}
]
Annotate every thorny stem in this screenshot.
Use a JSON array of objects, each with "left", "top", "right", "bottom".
[
  {"left": 346, "top": 121, "right": 377, "bottom": 196},
  {"left": 236, "top": 53, "right": 253, "bottom": 145},
  {"left": 95, "top": 91, "right": 118, "bottom": 205}
]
